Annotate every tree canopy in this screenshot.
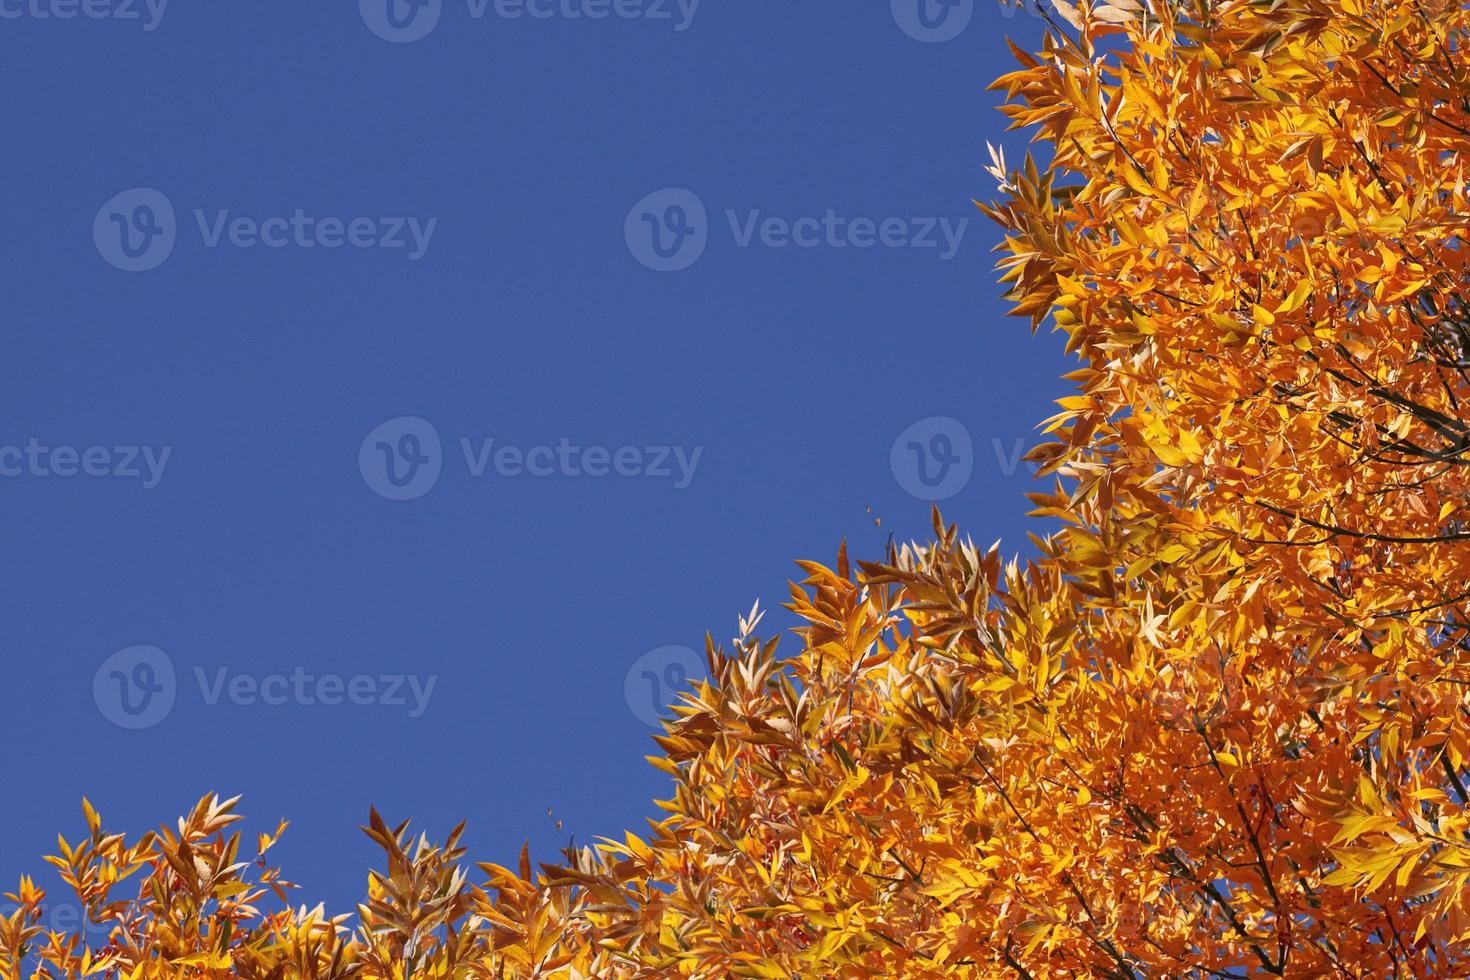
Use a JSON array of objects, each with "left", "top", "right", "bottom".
[{"left": 8, "top": 0, "right": 1470, "bottom": 975}]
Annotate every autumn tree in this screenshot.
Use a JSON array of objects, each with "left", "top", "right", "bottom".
[{"left": 7, "top": 0, "right": 1470, "bottom": 976}]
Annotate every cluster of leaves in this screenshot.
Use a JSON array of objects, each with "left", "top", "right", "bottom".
[{"left": 8, "top": 0, "right": 1470, "bottom": 974}]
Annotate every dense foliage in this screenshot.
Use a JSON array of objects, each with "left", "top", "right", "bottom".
[{"left": 8, "top": 0, "right": 1470, "bottom": 974}]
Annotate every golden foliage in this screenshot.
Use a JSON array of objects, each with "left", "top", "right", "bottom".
[{"left": 9, "top": 0, "right": 1470, "bottom": 974}]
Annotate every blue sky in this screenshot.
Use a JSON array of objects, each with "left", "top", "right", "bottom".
[{"left": 0, "top": 0, "right": 1063, "bottom": 918}]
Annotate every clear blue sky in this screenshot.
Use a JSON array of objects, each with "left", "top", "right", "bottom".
[{"left": 0, "top": 0, "right": 1063, "bottom": 918}]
